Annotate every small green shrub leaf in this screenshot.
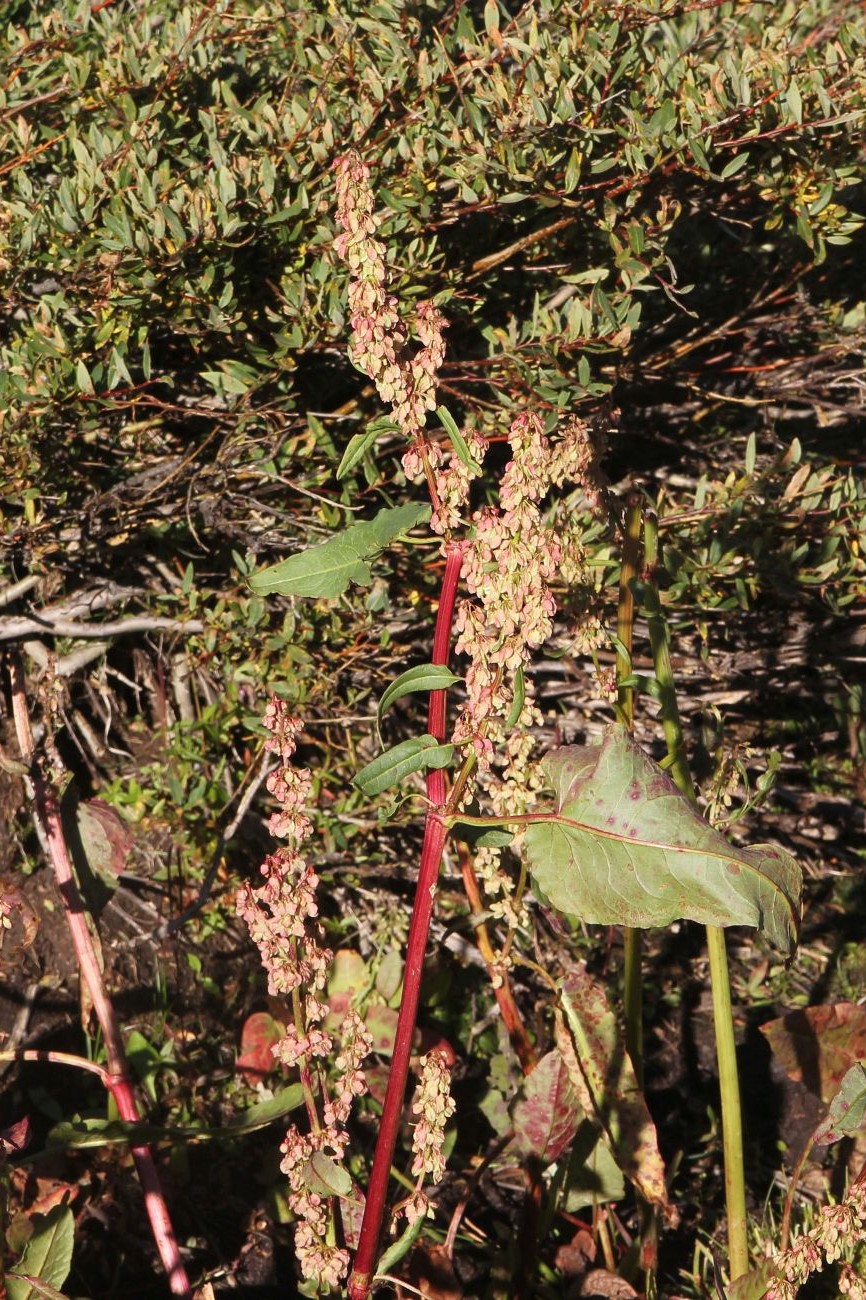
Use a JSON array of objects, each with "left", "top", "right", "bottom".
[
  {"left": 524, "top": 726, "right": 801, "bottom": 954},
  {"left": 814, "top": 1062, "right": 866, "bottom": 1145},
  {"left": 249, "top": 502, "right": 430, "bottom": 599},
  {"left": 377, "top": 663, "right": 463, "bottom": 726},
  {"left": 354, "top": 734, "right": 454, "bottom": 796}
]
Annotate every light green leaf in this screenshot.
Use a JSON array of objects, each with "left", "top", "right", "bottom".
[
  {"left": 377, "top": 663, "right": 463, "bottom": 727},
  {"left": 45, "top": 1084, "right": 304, "bottom": 1150},
  {"left": 6, "top": 1277, "right": 70, "bottom": 1300},
  {"left": 303, "top": 1151, "right": 353, "bottom": 1198},
  {"left": 815, "top": 1063, "right": 866, "bottom": 1145},
  {"left": 436, "top": 406, "right": 482, "bottom": 473},
  {"left": 336, "top": 417, "right": 399, "bottom": 480},
  {"left": 74, "top": 360, "right": 94, "bottom": 396},
  {"left": 354, "top": 734, "right": 454, "bottom": 796},
  {"left": 8, "top": 1206, "right": 74, "bottom": 1300},
  {"left": 720, "top": 152, "right": 750, "bottom": 180},
  {"left": 249, "top": 502, "right": 430, "bottom": 599},
  {"left": 561, "top": 1119, "right": 625, "bottom": 1212},
  {"left": 524, "top": 726, "right": 801, "bottom": 954}
]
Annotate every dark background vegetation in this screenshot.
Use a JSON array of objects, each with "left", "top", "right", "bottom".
[{"left": 1, "top": 1, "right": 864, "bottom": 1296}]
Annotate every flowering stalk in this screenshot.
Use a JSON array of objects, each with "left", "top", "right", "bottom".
[
  {"left": 5, "top": 648, "right": 192, "bottom": 1299},
  {"left": 238, "top": 699, "right": 372, "bottom": 1291},
  {"left": 333, "top": 150, "right": 607, "bottom": 1297},
  {"left": 765, "top": 1172, "right": 866, "bottom": 1298}
]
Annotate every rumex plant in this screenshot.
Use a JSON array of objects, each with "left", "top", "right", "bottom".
[{"left": 240, "top": 153, "right": 820, "bottom": 1298}]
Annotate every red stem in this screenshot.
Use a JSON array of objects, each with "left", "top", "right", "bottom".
[
  {"left": 6, "top": 651, "right": 192, "bottom": 1299},
  {"left": 349, "top": 543, "right": 464, "bottom": 1300}
]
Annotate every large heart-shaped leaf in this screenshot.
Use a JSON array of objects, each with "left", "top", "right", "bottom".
[{"left": 524, "top": 726, "right": 801, "bottom": 955}]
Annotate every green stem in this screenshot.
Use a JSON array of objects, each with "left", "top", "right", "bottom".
[
  {"left": 640, "top": 512, "right": 749, "bottom": 1282},
  {"left": 618, "top": 497, "right": 644, "bottom": 1086}
]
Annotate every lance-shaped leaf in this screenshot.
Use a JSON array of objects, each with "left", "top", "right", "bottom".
[
  {"left": 511, "top": 1050, "right": 583, "bottom": 1165},
  {"left": 556, "top": 966, "right": 672, "bottom": 1216},
  {"left": 814, "top": 1063, "right": 866, "bottom": 1145},
  {"left": 354, "top": 734, "right": 454, "bottom": 796},
  {"left": 249, "top": 501, "right": 430, "bottom": 599},
  {"left": 524, "top": 726, "right": 801, "bottom": 955},
  {"left": 377, "top": 663, "right": 463, "bottom": 728}
]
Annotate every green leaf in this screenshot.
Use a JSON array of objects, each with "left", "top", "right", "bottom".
[
  {"left": 354, "top": 734, "right": 454, "bottom": 796},
  {"left": 74, "top": 360, "right": 94, "bottom": 396},
  {"left": 727, "top": 1261, "right": 778, "bottom": 1300},
  {"left": 45, "top": 1084, "right": 304, "bottom": 1150},
  {"left": 249, "top": 502, "right": 430, "bottom": 599},
  {"left": 814, "top": 1063, "right": 866, "bottom": 1144},
  {"left": 561, "top": 1119, "right": 625, "bottom": 1211},
  {"left": 6, "top": 1277, "right": 71, "bottom": 1300},
  {"left": 377, "top": 663, "right": 463, "bottom": 727},
  {"left": 336, "top": 416, "right": 399, "bottom": 480},
  {"left": 436, "top": 406, "right": 482, "bottom": 473},
  {"left": 720, "top": 152, "right": 750, "bottom": 180},
  {"left": 506, "top": 664, "right": 526, "bottom": 729},
  {"left": 303, "top": 1151, "right": 353, "bottom": 1198},
  {"left": 557, "top": 967, "right": 671, "bottom": 1213},
  {"left": 745, "top": 431, "right": 757, "bottom": 476},
  {"left": 8, "top": 1206, "right": 74, "bottom": 1300},
  {"left": 524, "top": 726, "right": 801, "bottom": 954}
]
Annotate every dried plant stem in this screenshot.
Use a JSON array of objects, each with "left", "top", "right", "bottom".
[
  {"left": 6, "top": 649, "right": 192, "bottom": 1299},
  {"left": 458, "top": 847, "right": 537, "bottom": 1075},
  {"left": 349, "top": 544, "right": 464, "bottom": 1300},
  {"left": 640, "top": 516, "right": 749, "bottom": 1281}
]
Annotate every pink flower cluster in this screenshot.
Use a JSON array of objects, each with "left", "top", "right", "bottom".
[
  {"left": 403, "top": 1050, "right": 456, "bottom": 1225},
  {"left": 764, "top": 1180, "right": 866, "bottom": 1299},
  {"left": 334, "top": 153, "right": 446, "bottom": 444},
  {"left": 237, "top": 699, "right": 372, "bottom": 1288},
  {"left": 452, "top": 411, "right": 598, "bottom": 762}
]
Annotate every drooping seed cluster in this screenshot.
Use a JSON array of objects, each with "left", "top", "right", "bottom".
[
  {"left": 237, "top": 698, "right": 371, "bottom": 1288},
  {"left": 764, "top": 1180, "right": 866, "bottom": 1299}
]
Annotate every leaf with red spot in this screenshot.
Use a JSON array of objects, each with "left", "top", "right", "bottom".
[
  {"left": 814, "top": 1063, "right": 866, "bottom": 1145},
  {"left": 512, "top": 1050, "right": 583, "bottom": 1164},
  {"left": 75, "top": 798, "right": 134, "bottom": 887},
  {"left": 237, "top": 1012, "right": 284, "bottom": 1083},
  {"left": 761, "top": 1002, "right": 866, "bottom": 1103},
  {"left": 524, "top": 725, "right": 801, "bottom": 954}
]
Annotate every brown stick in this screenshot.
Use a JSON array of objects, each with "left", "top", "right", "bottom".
[{"left": 6, "top": 649, "right": 192, "bottom": 1298}]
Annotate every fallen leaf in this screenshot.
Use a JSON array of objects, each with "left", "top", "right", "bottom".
[
  {"left": 576, "top": 1267, "right": 638, "bottom": 1297},
  {"left": 761, "top": 1003, "right": 866, "bottom": 1102},
  {"left": 555, "top": 1227, "right": 597, "bottom": 1277}
]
